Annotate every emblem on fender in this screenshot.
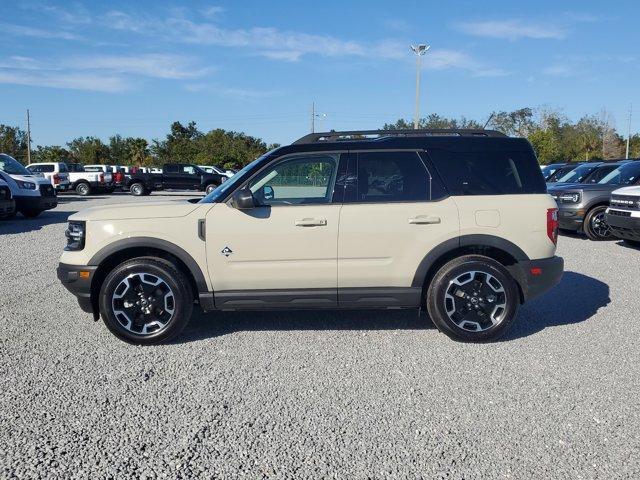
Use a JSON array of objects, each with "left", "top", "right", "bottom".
[{"left": 221, "top": 246, "right": 233, "bottom": 257}]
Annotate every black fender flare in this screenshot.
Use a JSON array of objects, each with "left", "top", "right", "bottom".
[
  {"left": 88, "top": 237, "right": 209, "bottom": 294},
  {"left": 411, "top": 234, "right": 529, "bottom": 288}
]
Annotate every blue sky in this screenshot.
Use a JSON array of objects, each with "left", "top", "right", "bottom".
[{"left": 1, "top": 0, "right": 639, "bottom": 147}]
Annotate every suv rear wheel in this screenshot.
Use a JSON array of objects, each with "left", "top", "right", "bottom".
[
  {"left": 130, "top": 182, "right": 147, "bottom": 196},
  {"left": 426, "top": 255, "right": 519, "bottom": 342},
  {"left": 98, "top": 257, "right": 193, "bottom": 345},
  {"left": 584, "top": 206, "right": 613, "bottom": 241}
]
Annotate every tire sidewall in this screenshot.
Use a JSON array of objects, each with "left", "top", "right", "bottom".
[
  {"left": 205, "top": 183, "right": 216, "bottom": 194},
  {"left": 130, "top": 183, "right": 144, "bottom": 196},
  {"left": 427, "top": 255, "right": 519, "bottom": 342},
  {"left": 99, "top": 258, "right": 192, "bottom": 344},
  {"left": 584, "top": 206, "right": 611, "bottom": 241},
  {"left": 76, "top": 183, "right": 90, "bottom": 196}
]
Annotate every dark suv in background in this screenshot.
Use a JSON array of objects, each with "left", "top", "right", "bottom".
[{"left": 548, "top": 160, "right": 640, "bottom": 240}]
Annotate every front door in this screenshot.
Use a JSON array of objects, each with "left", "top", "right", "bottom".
[
  {"left": 337, "top": 150, "right": 459, "bottom": 307},
  {"left": 206, "top": 152, "right": 347, "bottom": 309}
]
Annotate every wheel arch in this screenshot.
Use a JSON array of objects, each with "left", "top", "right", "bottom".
[
  {"left": 412, "top": 235, "right": 529, "bottom": 304},
  {"left": 88, "top": 237, "right": 210, "bottom": 314}
]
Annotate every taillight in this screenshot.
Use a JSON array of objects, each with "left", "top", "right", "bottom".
[
  {"left": 114, "top": 172, "right": 123, "bottom": 182},
  {"left": 52, "top": 173, "right": 60, "bottom": 185},
  {"left": 99, "top": 173, "right": 104, "bottom": 183},
  {"left": 547, "top": 208, "right": 559, "bottom": 245}
]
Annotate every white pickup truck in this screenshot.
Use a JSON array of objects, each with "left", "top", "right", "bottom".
[
  {"left": 27, "top": 162, "right": 115, "bottom": 196},
  {"left": 26, "top": 162, "right": 71, "bottom": 191}
]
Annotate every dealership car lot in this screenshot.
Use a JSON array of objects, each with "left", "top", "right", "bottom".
[{"left": 1, "top": 194, "right": 639, "bottom": 478}]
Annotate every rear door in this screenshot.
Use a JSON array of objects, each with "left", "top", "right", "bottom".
[{"left": 337, "top": 150, "right": 459, "bottom": 307}]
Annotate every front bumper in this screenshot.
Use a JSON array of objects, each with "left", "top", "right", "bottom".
[
  {"left": 556, "top": 205, "right": 584, "bottom": 231},
  {"left": 606, "top": 209, "right": 640, "bottom": 241},
  {"left": 507, "top": 256, "right": 564, "bottom": 302},
  {"left": 57, "top": 263, "right": 98, "bottom": 314},
  {"left": 14, "top": 195, "right": 57, "bottom": 211},
  {"left": 0, "top": 199, "right": 16, "bottom": 217}
]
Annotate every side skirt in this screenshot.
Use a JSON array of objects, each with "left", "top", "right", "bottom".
[{"left": 212, "top": 287, "right": 422, "bottom": 311}]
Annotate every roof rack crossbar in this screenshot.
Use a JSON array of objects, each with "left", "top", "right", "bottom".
[{"left": 293, "top": 129, "right": 507, "bottom": 144}]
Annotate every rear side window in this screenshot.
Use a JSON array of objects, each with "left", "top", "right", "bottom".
[
  {"left": 30, "top": 164, "right": 55, "bottom": 173},
  {"left": 427, "top": 148, "right": 546, "bottom": 195},
  {"left": 348, "top": 151, "right": 431, "bottom": 203}
]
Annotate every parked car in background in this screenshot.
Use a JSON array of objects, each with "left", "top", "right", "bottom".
[
  {"left": 540, "top": 163, "right": 566, "bottom": 181},
  {"left": 549, "top": 161, "right": 640, "bottom": 240},
  {"left": 201, "top": 165, "right": 232, "bottom": 179},
  {"left": 83, "top": 165, "right": 112, "bottom": 181},
  {"left": 547, "top": 162, "right": 601, "bottom": 186},
  {"left": 546, "top": 163, "right": 581, "bottom": 183},
  {"left": 0, "top": 154, "right": 57, "bottom": 218},
  {"left": 28, "top": 162, "right": 116, "bottom": 195},
  {"left": 125, "top": 163, "right": 225, "bottom": 196},
  {"left": 57, "top": 128, "right": 563, "bottom": 345},
  {"left": 0, "top": 178, "right": 16, "bottom": 219},
  {"left": 581, "top": 161, "right": 631, "bottom": 184},
  {"left": 26, "top": 162, "right": 71, "bottom": 192},
  {"left": 606, "top": 186, "right": 640, "bottom": 247}
]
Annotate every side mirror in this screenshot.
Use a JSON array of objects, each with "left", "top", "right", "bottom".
[
  {"left": 233, "top": 188, "right": 256, "bottom": 209},
  {"left": 263, "top": 185, "right": 274, "bottom": 200}
]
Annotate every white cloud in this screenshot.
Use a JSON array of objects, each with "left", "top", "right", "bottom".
[
  {"left": 0, "top": 23, "right": 79, "bottom": 40},
  {"left": 456, "top": 20, "right": 566, "bottom": 40},
  {"left": 425, "top": 49, "right": 509, "bottom": 77},
  {"left": 201, "top": 6, "right": 225, "bottom": 18},
  {"left": 0, "top": 70, "right": 127, "bottom": 92},
  {"left": 66, "top": 54, "right": 211, "bottom": 79}
]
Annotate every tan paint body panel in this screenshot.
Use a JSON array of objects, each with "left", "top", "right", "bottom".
[
  {"left": 337, "top": 197, "right": 460, "bottom": 288},
  {"left": 453, "top": 194, "right": 558, "bottom": 260},
  {"left": 205, "top": 202, "right": 340, "bottom": 291},
  {"left": 60, "top": 202, "right": 215, "bottom": 290},
  {"left": 60, "top": 193, "right": 558, "bottom": 294}
]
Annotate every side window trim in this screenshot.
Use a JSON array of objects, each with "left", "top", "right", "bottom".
[
  {"left": 343, "top": 149, "right": 437, "bottom": 204},
  {"left": 230, "top": 151, "right": 350, "bottom": 207}
]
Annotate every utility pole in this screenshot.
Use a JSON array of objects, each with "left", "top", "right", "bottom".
[
  {"left": 411, "top": 44, "right": 430, "bottom": 129},
  {"left": 311, "top": 102, "right": 315, "bottom": 133},
  {"left": 626, "top": 104, "right": 633, "bottom": 159},
  {"left": 26, "top": 109, "right": 31, "bottom": 164}
]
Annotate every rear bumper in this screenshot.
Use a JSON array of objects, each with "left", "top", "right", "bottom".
[
  {"left": 606, "top": 210, "right": 640, "bottom": 241},
  {"left": 14, "top": 195, "right": 57, "bottom": 211},
  {"left": 507, "top": 256, "right": 564, "bottom": 302},
  {"left": 0, "top": 199, "right": 15, "bottom": 217},
  {"left": 57, "top": 263, "right": 98, "bottom": 313}
]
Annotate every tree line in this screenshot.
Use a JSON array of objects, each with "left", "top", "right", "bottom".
[
  {"left": 1, "top": 109, "right": 638, "bottom": 168},
  {"left": 0, "top": 121, "right": 279, "bottom": 171},
  {"left": 384, "top": 108, "right": 640, "bottom": 162}
]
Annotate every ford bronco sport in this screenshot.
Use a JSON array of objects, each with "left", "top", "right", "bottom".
[{"left": 57, "top": 129, "right": 563, "bottom": 344}]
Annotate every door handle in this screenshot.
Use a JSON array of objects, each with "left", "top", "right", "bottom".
[
  {"left": 295, "top": 218, "right": 327, "bottom": 227},
  {"left": 408, "top": 215, "right": 441, "bottom": 225}
]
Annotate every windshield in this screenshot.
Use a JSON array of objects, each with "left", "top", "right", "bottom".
[
  {"left": 557, "top": 164, "right": 598, "bottom": 183},
  {"left": 547, "top": 165, "right": 576, "bottom": 182},
  {"left": 0, "top": 153, "right": 32, "bottom": 175},
  {"left": 599, "top": 162, "right": 640, "bottom": 185},
  {"left": 199, "top": 149, "right": 279, "bottom": 203}
]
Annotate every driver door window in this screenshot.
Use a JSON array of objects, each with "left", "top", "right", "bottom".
[{"left": 248, "top": 154, "right": 339, "bottom": 206}]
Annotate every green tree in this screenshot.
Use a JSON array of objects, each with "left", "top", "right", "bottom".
[
  {"left": 67, "top": 137, "right": 110, "bottom": 164},
  {"left": 0, "top": 125, "right": 28, "bottom": 163},
  {"left": 32, "top": 145, "right": 71, "bottom": 163}
]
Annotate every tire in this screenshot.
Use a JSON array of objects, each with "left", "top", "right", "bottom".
[
  {"left": 205, "top": 183, "right": 218, "bottom": 195},
  {"left": 19, "top": 209, "right": 42, "bottom": 218},
  {"left": 76, "top": 182, "right": 91, "bottom": 196},
  {"left": 623, "top": 239, "right": 640, "bottom": 248},
  {"left": 130, "top": 182, "right": 146, "bottom": 196},
  {"left": 583, "top": 206, "right": 613, "bottom": 241},
  {"left": 426, "top": 255, "right": 519, "bottom": 343},
  {"left": 98, "top": 257, "right": 193, "bottom": 345}
]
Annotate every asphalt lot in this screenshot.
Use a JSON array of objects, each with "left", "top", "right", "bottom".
[{"left": 1, "top": 193, "right": 639, "bottom": 479}]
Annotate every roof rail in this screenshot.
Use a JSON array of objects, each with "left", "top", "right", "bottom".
[{"left": 292, "top": 129, "right": 507, "bottom": 145}]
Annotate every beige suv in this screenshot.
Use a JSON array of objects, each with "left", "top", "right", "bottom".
[{"left": 57, "top": 129, "right": 563, "bottom": 344}]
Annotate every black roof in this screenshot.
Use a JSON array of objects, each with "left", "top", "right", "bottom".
[{"left": 284, "top": 129, "right": 530, "bottom": 154}]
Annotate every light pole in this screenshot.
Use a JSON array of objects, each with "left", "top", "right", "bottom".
[{"left": 411, "top": 44, "right": 430, "bottom": 130}]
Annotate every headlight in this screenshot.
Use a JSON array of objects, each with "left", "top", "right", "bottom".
[
  {"left": 65, "top": 221, "right": 86, "bottom": 251},
  {"left": 16, "top": 180, "right": 36, "bottom": 190},
  {"left": 560, "top": 192, "right": 581, "bottom": 203}
]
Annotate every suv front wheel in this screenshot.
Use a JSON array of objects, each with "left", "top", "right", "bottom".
[
  {"left": 98, "top": 257, "right": 193, "bottom": 345},
  {"left": 426, "top": 255, "right": 519, "bottom": 342}
]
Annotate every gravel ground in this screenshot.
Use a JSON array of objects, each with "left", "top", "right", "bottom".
[{"left": 1, "top": 193, "right": 639, "bottom": 479}]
